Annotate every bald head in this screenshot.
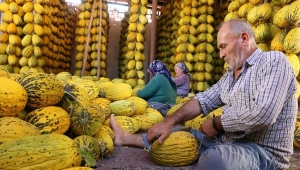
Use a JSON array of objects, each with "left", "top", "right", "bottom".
[
  {"left": 218, "top": 19, "right": 255, "bottom": 41},
  {"left": 218, "top": 19, "right": 257, "bottom": 49}
]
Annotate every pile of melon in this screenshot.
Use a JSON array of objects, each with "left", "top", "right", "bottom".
[{"left": 0, "top": 70, "right": 209, "bottom": 168}]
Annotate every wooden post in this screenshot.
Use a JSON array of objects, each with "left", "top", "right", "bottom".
[
  {"left": 148, "top": 0, "right": 158, "bottom": 82},
  {"left": 97, "top": 0, "right": 103, "bottom": 78},
  {"left": 70, "top": 7, "right": 78, "bottom": 75},
  {"left": 150, "top": 0, "right": 157, "bottom": 64}
]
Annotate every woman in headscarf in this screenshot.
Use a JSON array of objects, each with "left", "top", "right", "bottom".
[
  {"left": 173, "top": 62, "right": 190, "bottom": 97},
  {"left": 137, "top": 60, "right": 177, "bottom": 116}
]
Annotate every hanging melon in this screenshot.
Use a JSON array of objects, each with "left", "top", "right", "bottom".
[
  {"left": 273, "top": 5, "right": 291, "bottom": 28},
  {"left": 254, "top": 23, "right": 271, "bottom": 43},
  {"left": 286, "top": 0, "right": 300, "bottom": 26},
  {"left": 285, "top": 53, "right": 300, "bottom": 76},
  {"left": 256, "top": 3, "right": 272, "bottom": 21},
  {"left": 270, "top": 30, "right": 288, "bottom": 51},
  {"left": 283, "top": 27, "right": 300, "bottom": 54}
]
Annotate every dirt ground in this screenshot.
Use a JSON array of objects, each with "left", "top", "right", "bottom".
[
  {"left": 96, "top": 146, "right": 197, "bottom": 170},
  {"left": 95, "top": 146, "right": 300, "bottom": 170},
  {"left": 289, "top": 148, "right": 300, "bottom": 170}
]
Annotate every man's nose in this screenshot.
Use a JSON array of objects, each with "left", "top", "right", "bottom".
[{"left": 219, "top": 50, "right": 225, "bottom": 59}]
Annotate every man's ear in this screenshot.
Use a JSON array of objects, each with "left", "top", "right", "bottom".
[
  {"left": 240, "top": 32, "right": 250, "bottom": 45},
  {"left": 240, "top": 32, "right": 249, "bottom": 41}
]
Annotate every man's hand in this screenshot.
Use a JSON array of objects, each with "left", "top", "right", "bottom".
[
  {"left": 147, "top": 99, "right": 203, "bottom": 144},
  {"left": 147, "top": 120, "right": 174, "bottom": 144},
  {"left": 200, "top": 118, "right": 219, "bottom": 137}
]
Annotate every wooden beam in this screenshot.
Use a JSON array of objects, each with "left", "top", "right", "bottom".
[{"left": 149, "top": 0, "right": 157, "bottom": 64}]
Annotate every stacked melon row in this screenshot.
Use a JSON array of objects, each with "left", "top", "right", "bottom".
[
  {"left": 208, "top": 2, "right": 228, "bottom": 84},
  {"left": 118, "top": 12, "right": 130, "bottom": 78},
  {"left": 188, "top": 0, "right": 216, "bottom": 92},
  {"left": 74, "top": 0, "right": 109, "bottom": 77},
  {"left": 117, "top": 0, "right": 148, "bottom": 88},
  {"left": 156, "top": 0, "right": 190, "bottom": 80},
  {"left": 213, "top": 1, "right": 229, "bottom": 26},
  {"left": 41, "top": 0, "right": 75, "bottom": 74},
  {"left": 209, "top": 51, "right": 225, "bottom": 84},
  {"left": 224, "top": 0, "right": 300, "bottom": 75},
  {"left": 0, "top": 0, "right": 76, "bottom": 74},
  {"left": 155, "top": 0, "right": 218, "bottom": 93},
  {"left": 173, "top": 0, "right": 200, "bottom": 80},
  {"left": 155, "top": 3, "right": 174, "bottom": 67},
  {"left": 0, "top": 1, "right": 47, "bottom": 73},
  {"left": 271, "top": 0, "right": 300, "bottom": 76},
  {"left": 0, "top": 1, "right": 23, "bottom": 73},
  {"left": 156, "top": 0, "right": 182, "bottom": 70},
  {"left": 271, "top": 0, "right": 300, "bottom": 149},
  {"left": 42, "top": 0, "right": 76, "bottom": 74}
]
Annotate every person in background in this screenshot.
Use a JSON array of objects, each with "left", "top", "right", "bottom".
[
  {"left": 110, "top": 19, "right": 298, "bottom": 170},
  {"left": 173, "top": 62, "right": 190, "bottom": 97},
  {"left": 137, "top": 60, "right": 177, "bottom": 116}
]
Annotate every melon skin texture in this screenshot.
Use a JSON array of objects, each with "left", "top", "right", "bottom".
[
  {"left": 0, "top": 77, "right": 27, "bottom": 117},
  {"left": 0, "top": 134, "right": 82, "bottom": 170},
  {"left": 149, "top": 131, "right": 200, "bottom": 166}
]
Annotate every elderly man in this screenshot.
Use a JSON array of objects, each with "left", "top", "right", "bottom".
[{"left": 110, "top": 19, "right": 298, "bottom": 170}]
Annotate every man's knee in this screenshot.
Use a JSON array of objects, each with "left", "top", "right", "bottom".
[
  {"left": 196, "top": 146, "right": 230, "bottom": 170},
  {"left": 196, "top": 144, "right": 263, "bottom": 170}
]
